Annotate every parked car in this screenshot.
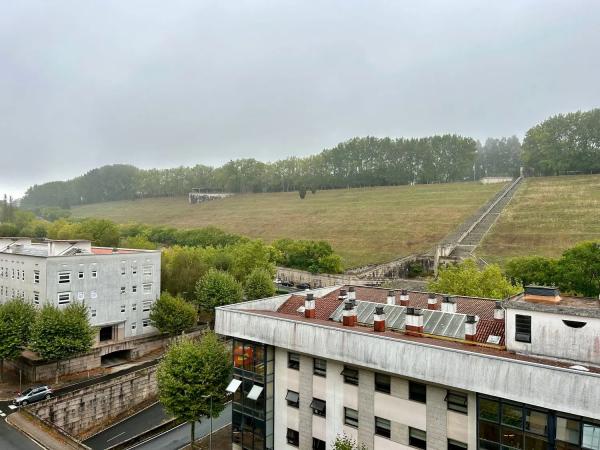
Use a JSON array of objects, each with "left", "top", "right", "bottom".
[
  {"left": 273, "top": 277, "right": 282, "bottom": 284},
  {"left": 296, "top": 282, "right": 311, "bottom": 290},
  {"left": 14, "top": 385, "right": 53, "bottom": 406},
  {"left": 280, "top": 281, "right": 295, "bottom": 287}
]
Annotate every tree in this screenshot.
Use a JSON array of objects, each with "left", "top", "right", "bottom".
[
  {"left": 29, "top": 303, "right": 94, "bottom": 383},
  {"left": 244, "top": 268, "right": 276, "bottom": 300},
  {"left": 556, "top": 241, "right": 600, "bottom": 297},
  {"left": 194, "top": 269, "right": 244, "bottom": 313},
  {"left": 150, "top": 292, "right": 198, "bottom": 335},
  {"left": 299, "top": 187, "right": 307, "bottom": 199},
  {"left": 157, "top": 333, "right": 232, "bottom": 449},
  {"left": 428, "top": 259, "right": 522, "bottom": 299},
  {"left": 0, "top": 298, "right": 37, "bottom": 382},
  {"left": 162, "top": 246, "right": 212, "bottom": 299},
  {"left": 332, "top": 434, "right": 368, "bottom": 450},
  {"left": 505, "top": 256, "right": 559, "bottom": 286}
]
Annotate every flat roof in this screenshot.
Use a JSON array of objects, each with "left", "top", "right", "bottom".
[{"left": 506, "top": 292, "right": 600, "bottom": 318}]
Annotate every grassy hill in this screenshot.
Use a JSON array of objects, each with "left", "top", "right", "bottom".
[
  {"left": 478, "top": 174, "right": 600, "bottom": 264},
  {"left": 72, "top": 182, "right": 505, "bottom": 268}
]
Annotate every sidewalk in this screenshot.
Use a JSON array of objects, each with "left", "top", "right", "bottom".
[{"left": 7, "top": 411, "right": 86, "bottom": 450}]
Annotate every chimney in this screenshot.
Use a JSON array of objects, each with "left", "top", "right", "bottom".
[
  {"left": 304, "top": 293, "right": 315, "bottom": 319},
  {"left": 427, "top": 293, "right": 438, "bottom": 310},
  {"left": 494, "top": 302, "right": 505, "bottom": 322},
  {"left": 523, "top": 286, "right": 561, "bottom": 304},
  {"left": 374, "top": 306, "right": 386, "bottom": 332},
  {"left": 339, "top": 288, "right": 348, "bottom": 301},
  {"left": 441, "top": 295, "right": 458, "bottom": 313},
  {"left": 405, "top": 308, "right": 424, "bottom": 335},
  {"left": 348, "top": 286, "right": 356, "bottom": 301},
  {"left": 399, "top": 289, "right": 409, "bottom": 306},
  {"left": 386, "top": 290, "right": 396, "bottom": 305},
  {"left": 465, "top": 315, "right": 477, "bottom": 341},
  {"left": 342, "top": 301, "right": 357, "bottom": 327}
]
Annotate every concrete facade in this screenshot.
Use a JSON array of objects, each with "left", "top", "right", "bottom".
[
  {"left": 216, "top": 286, "right": 600, "bottom": 450},
  {"left": 0, "top": 239, "right": 161, "bottom": 343}
]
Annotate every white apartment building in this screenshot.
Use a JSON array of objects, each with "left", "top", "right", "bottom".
[
  {"left": 216, "top": 285, "right": 600, "bottom": 450},
  {"left": 0, "top": 238, "right": 161, "bottom": 344}
]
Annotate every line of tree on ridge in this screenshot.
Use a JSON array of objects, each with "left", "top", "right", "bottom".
[{"left": 18, "top": 108, "right": 600, "bottom": 209}]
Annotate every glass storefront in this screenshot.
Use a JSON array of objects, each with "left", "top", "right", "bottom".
[
  {"left": 478, "top": 395, "right": 600, "bottom": 450},
  {"left": 231, "top": 339, "right": 274, "bottom": 450}
]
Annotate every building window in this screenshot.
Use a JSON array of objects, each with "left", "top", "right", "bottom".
[
  {"left": 121, "top": 266, "right": 126, "bottom": 275},
  {"left": 91, "top": 270, "right": 97, "bottom": 278},
  {"left": 131, "top": 322, "right": 137, "bottom": 330},
  {"left": 375, "top": 373, "right": 391, "bottom": 394},
  {"left": 375, "top": 417, "right": 391, "bottom": 438},
  {"left": 286, "top": 428, "right": 299, "bottom": 447},
  {"left": 341, "top": 366, "right": 359, "bottom": 385},
  {"left": 58, "top": 271, "right": 71, "bottom": 284},
  {"left": 142, "top": 318, "right": 150, "bottom": 327},
  {"left": 34, "top": 270, "right": 40, "bottom": 284},
  {"left": 409, "top": 381, "right": 426, "bottom": 403},
  {"left": 446, "top": 391, "right": 468, "bottom": 414},
  {"left": 582, "top": 423, "right": 600, "bottom": 450},
  {"left": 142, "top": 300, "right": 152, "bottom": 312},
  {"left": 142, "top": 283, "right": 152, "bottom": 294},
  {"left": 344, "top": 407, "right": 359, "bottom": 428},
  {"left": 120, "top": 305, "right": 126, "bottom": 313},
  {"left": 310, "top": 398, "right": 326, "bottom": 417},
  {"left": 515, "top": 314, "right": 532, "bottom": 343},
  {"left": 288, "top": 352, "right": 300, "bottom": 370},
  {"left": 448, "top": 439, "right": 468, "bottom": 450},
  {"left": 285, "top": 390, "right": 299, "bottom": 408},
  {"left": 312, "top": 438, "right": 326, "bottom": 450},
  {"left": 78, "top": 271, "right": 84, "bottom": 279},
  {"left": 132, "top": 265, "right": 137, "bottom": 275},
  {"left": 313, "top": 358, "right": 327, "bottom": 377},
  {"left": 132, "top": 285, "right": 137, "bottom": 293},
  {"left": 77, "top": 291, "right": 85, "bottom": 300},
  {"left": 120, "top": 286, "right": 126, "bottom": 295},
  {"left": 143, "top": 265, "right": 153, "bottom": 276},
  {"left": 132, "top": 303, "right": 137, "bottom": 311},
  {"left": 409, "top": 428, "right": 427, "bottom": 449},
  {"left": 33, "top": 291, "right": 40, "bottom": 305},
  {"left": 57, "top": 292, "right": 71, "bottom": 304},
  {"left": 90, "top": 290, "right": 97, "bottom": 299},
  {"left": 90, "top": 309, "right": 97, "bottom": 318}
]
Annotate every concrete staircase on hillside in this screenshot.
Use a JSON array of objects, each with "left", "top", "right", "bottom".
[{"left": 440, "top": 176, "right": 523, "bottom": 261}]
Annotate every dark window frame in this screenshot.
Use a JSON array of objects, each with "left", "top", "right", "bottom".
[
  {"left": 515, "top": 314, "right": 532, "bottom": 343},
  {"left": 288, "top": 352, "right": 300, "bottom": 370},
  {"left": 313, "top": 358, "right": 327, "bottom": 377},
  {"left": 341, "top": 366, "right": 359, "bottom": 385},
  {"left": 310, "top": 398, "right": 326, "bottom": 417},
  {"left": 286, "top": 428, "right": 299, "bottom": 447},
  {"left": 375, "top": 416, "right": 391, "bottom": 438},
  {"left": 375, "top": 373, "right": 391, "bottom": 394},
  {"left": 312, "top": 437, "right": 326, "bottom": 450},
  {"left": 446, "top": 390, "right": 468, "bottom": 414},
  {"left": 409, "top": 427, "right": 427, "bottom": 449},
  {"left": 285, "top": 390, "right": 299, "bottom": 408},
  {"left": 409, "top": 381, "right": 427, "bottom": 403},
  {"left": 344, "top": 407, "right": 359, "bottom": 428}
]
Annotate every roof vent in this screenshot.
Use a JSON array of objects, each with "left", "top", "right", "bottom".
[
  {"left": 441, "top": 296, "right": 457, "bottom": 313},
  {"left": 348, "top": 286, "right": 356, "bottom": 301},
  {"left": 524, "top": 286, "right": 561, "bottom": 304}
]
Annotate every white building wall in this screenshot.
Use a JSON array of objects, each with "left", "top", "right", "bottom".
[{"left": 506, "top": 308, "right": 600, "bottom": 365}]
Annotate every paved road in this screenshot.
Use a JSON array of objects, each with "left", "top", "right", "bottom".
[
  {"left": 133, "top": 403, "right": 231, "bottom": 450},
  {"left": 84, "top": 402, "right": 169, "bottom": 449},
  {"left": 0, "top": 358, "right": 161, "bottom": 450}
]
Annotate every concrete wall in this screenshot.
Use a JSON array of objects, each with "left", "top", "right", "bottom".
[
  {"left": 505, "top": 308, "right": 600, "bottom": 365},
  {"left": 46, "top": 251, "right": 161, "bottom": 340},
  {"left": 30, "top": 365, "right": 158, "bottom": 439},
  {"left": 216, "top": 305, "right": 600, "bottom": 419}
]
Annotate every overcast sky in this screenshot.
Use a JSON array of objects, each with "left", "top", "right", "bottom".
[{"left": 1, "top": 1, "right": 599, "bottom": 198}]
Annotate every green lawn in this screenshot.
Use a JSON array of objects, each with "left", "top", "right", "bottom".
[
  {"left": 73, "top": 182, "right": 505, "bottom": 268},
  {"left": 478, "top": 174, "right": 600, "bottom": 264}
]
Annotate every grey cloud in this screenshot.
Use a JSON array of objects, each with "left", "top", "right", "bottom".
[{"left": 1, "top": 0, "right": 599, "bottom": 197}]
